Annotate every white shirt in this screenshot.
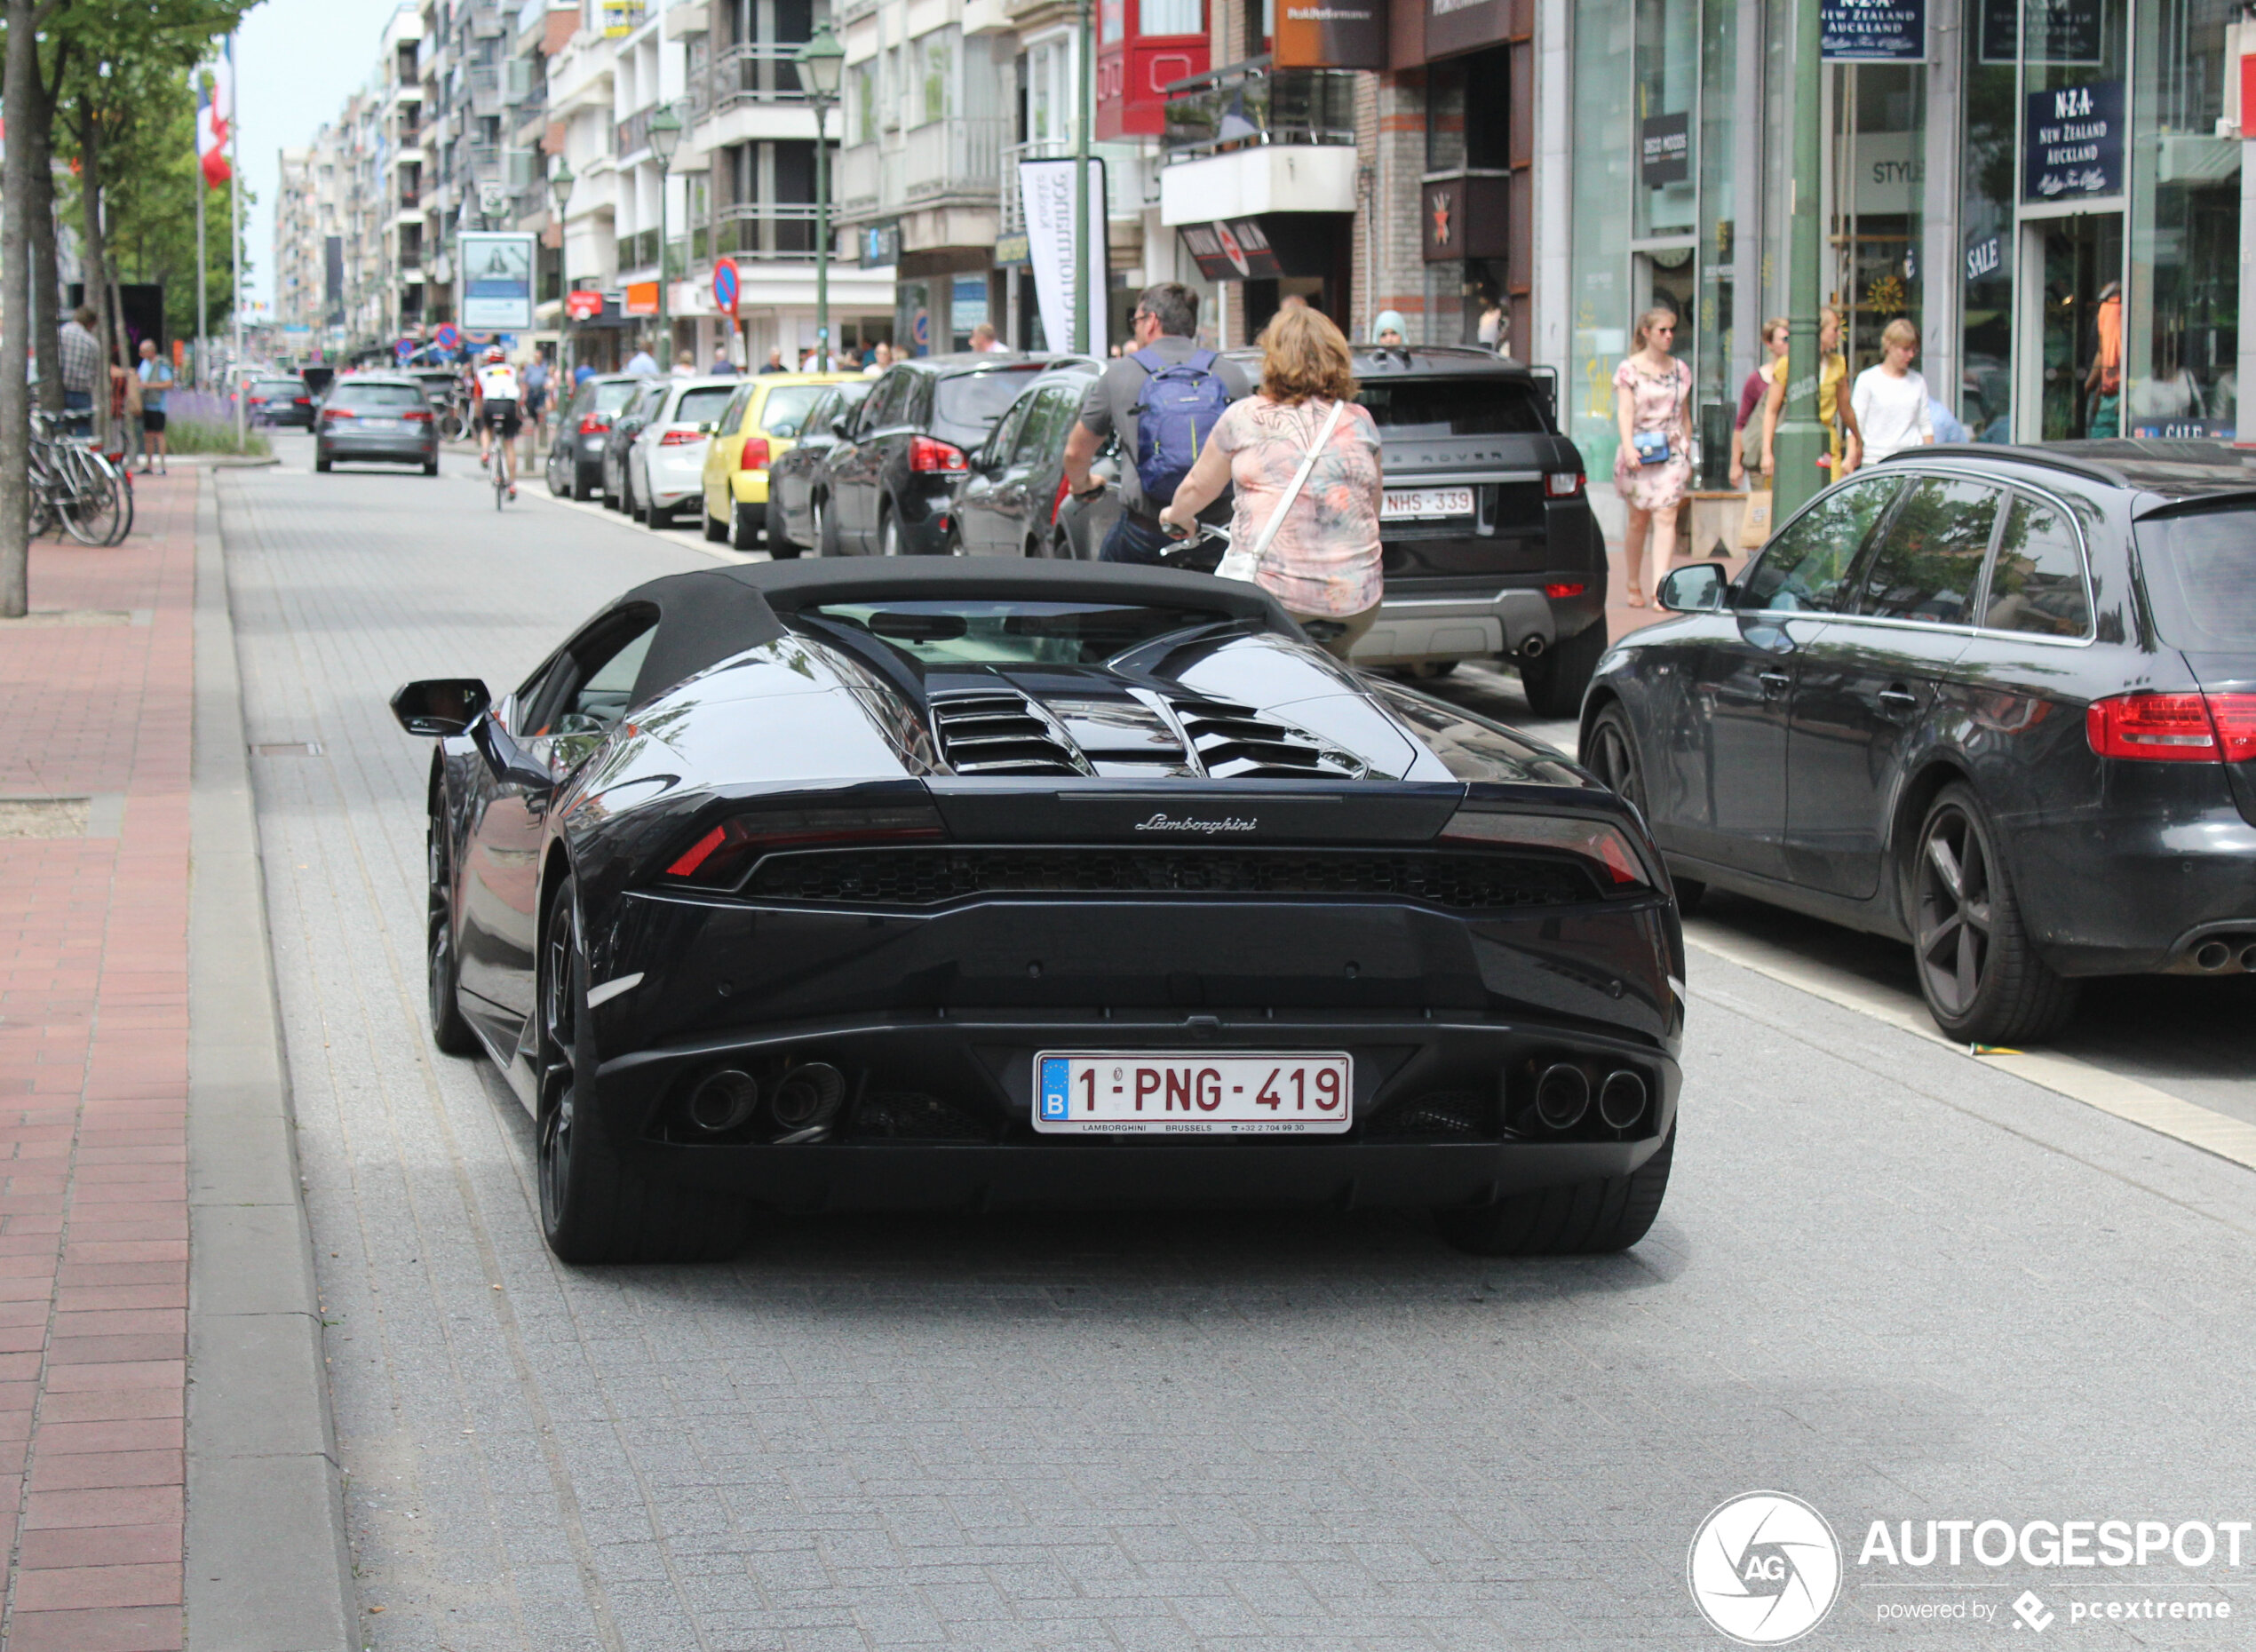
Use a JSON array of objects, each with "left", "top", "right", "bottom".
[
  {"left": 1851, "top": 366, "right": 1934, "bottom": 461},
  {"left": 476, "top": 363, "right": 520, "bottom": 402}
]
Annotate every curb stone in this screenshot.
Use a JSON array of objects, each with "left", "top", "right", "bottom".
[{"left": 184, "top": 473, "right": 359, "bottom": 1650}]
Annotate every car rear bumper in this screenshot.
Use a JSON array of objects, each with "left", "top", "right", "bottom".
[
  {"left": 728, "top": 471, "right": 772, "bottom": 505},
  {"left": 1353, "top": 583, "right": 1607, "bottom": 667},
  {"left": 2011, "top": 800, "right": 2256, "bottom": 976},
  {"left": 321, "top": 433, "right": 437, "bottom": 460}
]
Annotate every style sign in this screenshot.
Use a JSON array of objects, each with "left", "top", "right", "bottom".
[
  {"left": 457, "top": 232, "right": 536, "bottom": 330},
  {"left": 1640, "top": 113, "right": 1690, "bottom": 188},
  {"left": 1821, "top": 0, "right": 1926, "bottom": 60},
  {"left": 1275, "top": 0, "right": 1386, "bottom": 70},
  {"left": 2022, "top": 79, "right": 2122, "bottom": 202}
]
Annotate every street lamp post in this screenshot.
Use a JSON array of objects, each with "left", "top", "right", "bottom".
[
  {"left": 551, "top": 159, "right": 576, "bottom": 390},
  {"left": 798, "top": 26, "right": 846, "bottom": 373},
  {"left": 647, "top": 105, "right": 684, "bottom": 369},
  {"left": 1772, "top": 0, "right": 1827, "bottom": 520}
]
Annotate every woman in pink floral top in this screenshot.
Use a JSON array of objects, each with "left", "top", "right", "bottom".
[{"left": 1158, "top": 306, "right": 1384, "bottom": 659}]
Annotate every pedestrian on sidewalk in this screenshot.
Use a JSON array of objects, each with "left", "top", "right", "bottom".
[
  {"left": 111, "top": 346, "right": 144, "bottom": 468},
  {"left": 58, "top": 305, "right": 101, "bottom": 430},
  {"left": 137, "top": 338, "right": 173, "bottom": 474},
  {"left": 761, "top": 348, "right": 786, "bottom": 374},
  {"left": 1370, "top": 310, "right": 1407, "bottom": 347},
  {"left": 1612, "top": 308, "right": 1693, "bottom": 608},
  {"left": 1850, "top": 318, "right": 1936, "bottom": 464},
  {"left": 522, "top": 350, "right": 550, "bottom": 447},
  {"left": 672, "top": 350, "right": 697, "bottom": 378},
  {"left": 624, "top": 339, "right": 659, "bottom": 376},
  {"left": 1758, "top": 306, "right": 1863, "bottom": 483},
  {"left": 1159, "top": 303, "right": 1384, "bottom": 662},
  {"left": 1730, "top": 316, "right": 1789, "bottom": 489}
]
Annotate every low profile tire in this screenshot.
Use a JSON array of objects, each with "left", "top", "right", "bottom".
[
  {"left": 1435, "top": 1125, "right": 1674, "bottom": 1256},
  {"left": 314, "top": 451, "right": 332, "bottom": 473},
  {"left": 426, "top": 816, "right": 481, "bottom": 1058},
  {"left": 536, "top": 876, "right": 748, "bottom": 1265},
  {"left": 571, "top": 469, "right": 594, "bottom": 503},
  {"left": 1518, "top": 620, "right": 1608, "bottom": 719},
  {"left": 1910, "top": 782, "right": 2079, "bottom": 1044},
  {"left": 727, "top": 499, "right": 760, "bottom": 552},
  {"left": 425, "top": 457, "right": 441, "bottom": 477}
]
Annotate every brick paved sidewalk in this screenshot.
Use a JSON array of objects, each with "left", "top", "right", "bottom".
[{"left": 0, "top": 477, "right": 197, "bottom": 1651}]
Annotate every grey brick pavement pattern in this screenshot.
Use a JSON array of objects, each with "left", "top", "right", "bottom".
[{"left": 218, "top": 450, "right": 2256, "bottom": 1649}]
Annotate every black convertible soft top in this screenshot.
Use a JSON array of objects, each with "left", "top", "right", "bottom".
[{"left": 621, "top": 556, "right": 1298, "bottom": 710}]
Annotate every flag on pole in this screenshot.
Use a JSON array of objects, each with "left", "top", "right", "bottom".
[{"left": 196, "top": 46, "right": 232, "bottom": 188}]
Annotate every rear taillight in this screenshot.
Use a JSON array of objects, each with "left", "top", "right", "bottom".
[
  {"left": 1544, "top": 582, "right": 1586, "bottom": 600},
  {"left": 2087, "top": 692, "right": 2256, "bottom": 764},
  {"left": 663, "top": 805, "right": 947, "bottom": 888},
  {"left": 1436, "top": 809, "right": 1651, "bottom": 889},
  {"left": 1545, "top": 471, "right": 1585, "bottom": 498},
  {"left": 1050, "top": 475, "right": 1071, "bottom": 525},
  {"left": 660, "top": 427, "right": 701, "bottom": 447},
  {"left": 579, "top": 413, "right": 611, "bottom": 434},
  {"left": 910, "top": 434, "right": 967, "bottom": 473},
  {"left": 404, "top": 409, "right": 433, "bottom": 423},
  {"left": 322, "top": 408, "right": 354, "bottom": 421},
  {"left": 295, "top": 397, "right": 313, "bottom": 406},
  {"left": 739, "top": 437, "right": 771, "bottom": 471}
]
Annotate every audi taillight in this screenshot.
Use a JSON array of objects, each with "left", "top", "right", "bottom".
[
  {"left": 322, "top": 407, "right": 354, "bottom": 421},
  {"left": 2086, "top": 692, "right": 2256, "bottom": 764},
  {"left": 910, "top": 434, "right": 967, "bottom": 473},
  {"left": 403, "top": 409, "right": 433, "bottom": 423},
  {"left": 738, "top": 437, "right": 771, "bottom": 471},
  {"left": 660, "top": 427, "right": 702, "bottom": 447},
  {"left": 295, "top": 396, "right": 313, "bottom": 406},
  {"left": 1436, "top": 809, "right": 1653, "bottom": 890},
  {"left": 579, "top": 413, "right": 611, "bottom": 434},
  {"left": 663, "top": 805, "right": 947, "bottom": 888},
  {"left": 1544, "top": 471, "right": 1585, "bottom": 498}
]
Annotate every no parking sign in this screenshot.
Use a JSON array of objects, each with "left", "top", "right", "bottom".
[{"left": 711, "top": 258, "right": 740, "bottom": 318}]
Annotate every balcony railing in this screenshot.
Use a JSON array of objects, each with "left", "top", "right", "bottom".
[
  {"left": 713, "top": 201, "right": 822, "bottom": 258},
  {"left": 905, "top": 116, "right": 1006, "bottom": 206},
  {"left": 465, "top": 141, "right": 502, "bottom": 181},
  {"left": 695, "top": 41, "right": 807, "bottom": 115},
  {"left": 998, "top": 136, "right": 1143, "bottom": 237},
  {"left": 468, "top": 63, "right": 503, "bottom": 117},
  {"left": 1161, "top": 57, "right": 1358, "bottom": 160}
]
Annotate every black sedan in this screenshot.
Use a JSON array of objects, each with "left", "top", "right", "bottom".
[
  {"left": 764, "top": 379, "right": 872, "bottom": 557},
  {"left": 1582, "top": 440, "right": 2256, "bottom": 1044},
  {"left": 600, "top": 378, "right": 668, "bottom": 512},
  {"left": 822, "top": 353, "right": 1055, "bottom": 556},
  {"left": 392, "top": 559, "right": 1682, "bottom": 1264},
  {"left": 546, "top": 372, "right": 653, "bottom": 502},
  {"left": 247, "top": 376, "right": 316, "bottom": 428},
  {"left": 949, "top": 358, "right": 1100, "bottom": 558},
  {"left": 314, "top": 375, "right": 441, "bottom": 474}
]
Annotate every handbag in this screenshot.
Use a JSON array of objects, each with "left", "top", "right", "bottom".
[
  {"left": 1632, "top": 428, "right": 1670, "bottom": 466},
  {"left": 1214, "top": 398, "right": 1347, "bottom": 584}
]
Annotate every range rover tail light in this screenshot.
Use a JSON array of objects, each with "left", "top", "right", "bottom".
[
  {"left": 2086, "top": 693, "right": 2256, "bottom": 764},
  {"left": 1544, "top": 471, "right": 1585, "bottom": 498}
]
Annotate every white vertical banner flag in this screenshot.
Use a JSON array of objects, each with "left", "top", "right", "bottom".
[{"left": 1019, "top": 157, "right": 1108, "bottom": 356}]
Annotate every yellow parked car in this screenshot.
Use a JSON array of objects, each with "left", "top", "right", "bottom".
[{"left": 700, "top": 371, "right": 861, "bottom": 552}]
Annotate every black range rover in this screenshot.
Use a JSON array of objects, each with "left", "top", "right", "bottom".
[{"left": 1224, "top": 345, "right": 1605, "bottom": 715}]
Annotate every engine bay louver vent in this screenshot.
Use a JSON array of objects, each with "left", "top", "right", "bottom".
[
  {"left": 1171, "top": 700, "right": 1368, "bottom": 780},
  {"left": 930, "top": 692, "right": 1089, "bottom": 776}
]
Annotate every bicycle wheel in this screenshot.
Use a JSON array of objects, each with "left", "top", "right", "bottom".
[
  {"left": 106, "top": 467, "right": 135, "bottom": 545},
  {"left": 58, "top": 449, "right": 123, "bottom": 547}
]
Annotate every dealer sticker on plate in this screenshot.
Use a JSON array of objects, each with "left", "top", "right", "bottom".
[
  {"left": 1381, "top": 487, "right": 1474, "bottom": 520},
  {"left": 1035, "top": 1052, "right": 1353, "bottom": 1134}
]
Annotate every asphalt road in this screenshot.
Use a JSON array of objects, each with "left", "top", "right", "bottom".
[{"left": 222, "top": 432, "right": 2256, "bottom": 1649}]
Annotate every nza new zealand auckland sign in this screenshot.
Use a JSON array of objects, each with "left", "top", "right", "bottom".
[{"left": 2023, "top": 79, "right": 2123, "bottom": 203}]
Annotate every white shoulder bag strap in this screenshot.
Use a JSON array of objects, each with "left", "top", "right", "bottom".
[{"left": 1214, "top": 398, "right": 1347, "bottom": 584}]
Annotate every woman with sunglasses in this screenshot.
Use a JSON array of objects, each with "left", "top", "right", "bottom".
[{"left": 1612, "top": 308, "right": 1693, "bottom": 608}]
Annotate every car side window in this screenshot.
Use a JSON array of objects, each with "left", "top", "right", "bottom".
[
  {"left": 864, "top": 370, "right": 907, "bottom": 431},
  {"left": 562, "top": 624, "right": 658, "bottom": 732},
  {"left": 1981, "top": 491, "right": 2092, "bottom": 638},
  {"left": 1739, "top": 476, "right": 1901, "bottom": 613},
  {"left": 1013, "top": 387, "right": 1070, "bottom": 465},
  {"left": 719, "top": 385, "right": 751, "bottom": 433},
  {"left": 985, "top": 394, "right": 1034, "bottom": 465},
  {"left": 1849, "top": 478, "right": 2003, "bottom": 625}
]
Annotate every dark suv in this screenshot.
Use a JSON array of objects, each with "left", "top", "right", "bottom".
[{"left": 819, "top": 353, "right": 1056, "bottom": 557}]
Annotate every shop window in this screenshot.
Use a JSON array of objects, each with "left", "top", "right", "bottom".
[
  {"left": 1426, "top": 50, "right": 1511, "bottom": 175},
  {"left": 1632, "top": 0, "right": 1697, "bottom": 237}
]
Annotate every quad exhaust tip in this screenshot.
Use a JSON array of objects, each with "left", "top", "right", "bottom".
[
  {"left": 687, "top": 1069, "right": 760, "bottom": 1135},
  {"left": 1533, "top": 1064, "right": 1589, "bottom": 1131},
  {"left": 1599, "top": 1069, "right": 1649, "bottom": 1131},
  {"left": 2190, "top": 938, "right": 2256, "bottom": 973},
  {"left": 770, "top": 1061, "right": 846, "bottom": 1137}
]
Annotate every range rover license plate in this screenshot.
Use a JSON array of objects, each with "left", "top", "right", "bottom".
[
  {"left": 1034, "top": 1052, "right": 1352, "bottom": 1134},
  {"left": 1382, "top": 487, "right": 1474, "bottom": 520}
]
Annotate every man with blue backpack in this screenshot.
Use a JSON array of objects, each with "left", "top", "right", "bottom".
[{"left": 1062, "top": 283, "right": 1251, "bottom": 563}]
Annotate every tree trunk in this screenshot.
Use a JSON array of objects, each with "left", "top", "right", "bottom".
[
  {"left": 75, "top": 107, "right": 112, "bottom": 451},
  {"left": 2, "top": 0, "right": 43, "bottom": 618},
  {"left": 28, "top": 40, "right": 66, "bottom": 415}
]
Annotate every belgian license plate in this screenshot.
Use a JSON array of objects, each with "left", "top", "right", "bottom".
[
  {"left": 1382, "top": 487, "right": 1474, "bottom": 520},
  {"left": 1034, "top": 1052, "right": 1352, "bottom": 1134},
  {"left": 362, "top": 417, "right": 401, "bottom": 429}
]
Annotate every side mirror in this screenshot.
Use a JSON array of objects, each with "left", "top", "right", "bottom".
[
  {"left": 830, "top": 414, "right": 852, "bottom": 438},
  {"left": 472, "top": 716, "right": 555, "bottom": 794},
  {"left": 390, "top": 678, "right": 492, "bottom": 737},
  {"left": 1657, "top": 562, "right": 1728, "bottom": 613},
  {"left": 697, "top": 421, "right": 715, "bottom": 436}
]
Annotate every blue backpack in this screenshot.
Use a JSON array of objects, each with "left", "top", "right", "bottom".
[{"left": 1129, "top": 347, "right": 1231, "bottom": 507}]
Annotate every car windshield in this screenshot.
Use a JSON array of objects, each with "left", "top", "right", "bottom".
[
  {"left": 2136, "top": 505, "right": 2256, "bottom": 650},
  {"left": 592, "top": 379, "right": 643, "bottom": 413},
  {"left": 673, "top": 385, "right": 736, "bottom": 426},
  {"left": 1355, "top": 378, "right": 1550, "bottom": 437},
  {"left": 757, "top": 385, "right": 829, "bottom": 436},
  {"left": 933, "top": 366, "right": 1048, "bottom": 436},
  {"left": 330, "top": 384, "right": 425, "bottom": 409},
  {"left": 805, "top": 600, "right": 1235, "bottom": 666},
  {"left": 257, "top": 380, "right": 304, "bottom": 396}
]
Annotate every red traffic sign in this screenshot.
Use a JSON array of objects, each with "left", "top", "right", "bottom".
[
  {"left": 565, "top": 290, "right": 605, "bottom": 322},
  {"left": 711, "top": 258, "right": 740, "bottom": 318}
]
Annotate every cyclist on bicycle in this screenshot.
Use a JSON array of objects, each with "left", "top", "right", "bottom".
[{"left": 473, "top": 345, "right": 524, "bottom": 500}]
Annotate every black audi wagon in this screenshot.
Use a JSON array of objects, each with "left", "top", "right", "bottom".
[{"left": 1581, "top": 440, "right": 2256, "bottom": 1044}]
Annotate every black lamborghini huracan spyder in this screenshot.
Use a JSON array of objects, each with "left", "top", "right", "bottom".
[{"left": 391, "top": 560, "right": 1684, "bottom": 1264}]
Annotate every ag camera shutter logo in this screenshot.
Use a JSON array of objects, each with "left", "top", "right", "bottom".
[{"left": 1688, "top": 1491, "right": 1843, "bottom": 1645}]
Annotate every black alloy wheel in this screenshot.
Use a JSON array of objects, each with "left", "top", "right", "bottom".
[
  {"left": 1585, "top": 704, "right": 1701, "bottom": 914},
  {"left": 1435, "top": 1124, "right": 1675, "bottom": 1255},
  {"left": 535, "top": 876, "right": 748, "bottom": 1265},
  {"left": 426, "top": 814, "right": 481, "bottom": 1056},
  {"left": 1910, "top": 782, "right": 2078, "bottom": 1044}
]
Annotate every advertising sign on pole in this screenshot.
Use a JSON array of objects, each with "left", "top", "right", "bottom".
[
  {"left": 458, "top": 232, "right": 537, "bottom": 330},
  {"left": 1019, "top": 157, "right": 1108, "bottom": 356}
]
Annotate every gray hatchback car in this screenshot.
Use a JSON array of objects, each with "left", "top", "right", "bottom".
[{"left": 314, "top": 376, "right": 441, "bottom": 474}]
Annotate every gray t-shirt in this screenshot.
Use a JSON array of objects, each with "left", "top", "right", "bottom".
[{"left": 1076, "top": 336, "right": 1252, "bottom": 517}]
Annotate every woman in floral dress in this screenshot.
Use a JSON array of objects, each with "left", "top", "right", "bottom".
[{"left": 1612, "top": 308, "right": 1693, "bottom": 607}]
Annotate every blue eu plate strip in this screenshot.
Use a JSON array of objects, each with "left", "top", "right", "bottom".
[{"left": 1039, "top": 1057, "right": 1070, "bottom": 1120}]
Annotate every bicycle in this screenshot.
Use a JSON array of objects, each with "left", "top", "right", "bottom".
[{"left": 29, "top": 409, "right": 131, "bottom": 547}]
